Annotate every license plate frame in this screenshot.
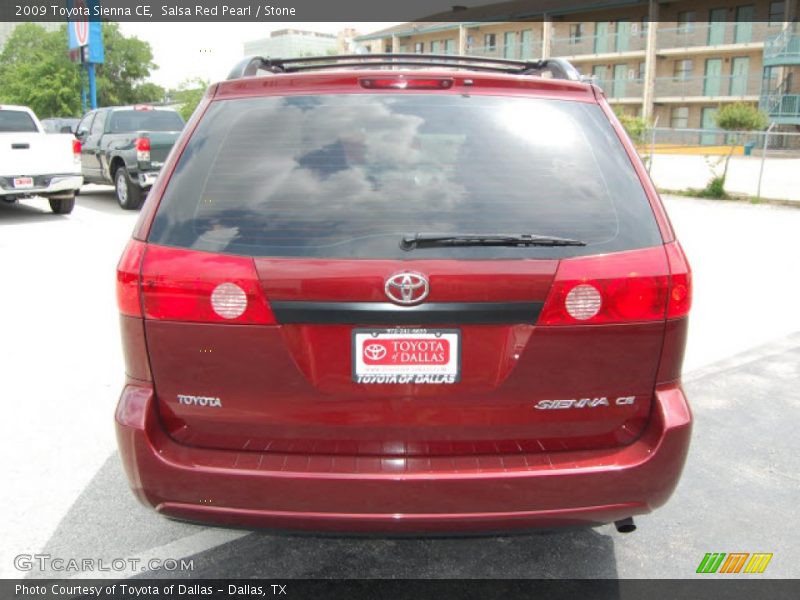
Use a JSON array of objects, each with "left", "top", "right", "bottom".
[
  {"left": 13, "top": 177, "right": 34, "bottom": 189},
  {"left": 352, "top": 328, "right": 461, "bottom": 384}
]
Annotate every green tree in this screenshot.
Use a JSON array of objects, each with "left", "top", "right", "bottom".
[
  {"left": 699, "top": 102, "right": 769, "bottom": 198},
  {"left": 169, "top": 78, "right": 210, "bottom": 122},
  {"left": 0, "top": 23, "right": 164, "bottom": 118},
  {"left": 613, "top": 108, "right": 649, "bottom": 145},
  {"left": 95, "top": 22, "right": 164, "bottom": 106},
  {"left": 715, "top": 101, "right": 769, "bottom": 132},
  {"left": 0, "top": 24, "right": 82, "bottom": 117}
]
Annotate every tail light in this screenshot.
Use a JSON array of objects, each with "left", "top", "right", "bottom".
[
  {"left": 116, "top": 239, "right": 149, "bottom": 381},
  {"left": 139, "top": 245, "right": 275, "bottom": 324},
  {"left": 538, "top": 246, "right": 675, "bottom": 326},
  {"left": 135, "top": 137, "right": 151, "bottom": 163},
  {"left": 72, "top": 138, "right": 81, "bottom": 165},
  {"left": 117, "top": 242, "right": 275, "bottom": 324},
  {"left": 665, "top": 241, "right": 692, "bottom": 318},
  {"left": 117, "top": 239, "right": 146, "bottom": 317}
]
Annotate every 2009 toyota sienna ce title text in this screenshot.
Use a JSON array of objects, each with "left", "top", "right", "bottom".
[{"left": 114, "top": 54, "right": 692, "bottom": 534}]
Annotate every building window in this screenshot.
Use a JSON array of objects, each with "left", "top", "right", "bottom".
[
  {"left": 444, "top": 39, "right": 456, "bottom": 54},
  {"left": 677, "top": 11, "right": 696, "bottom": 33},
  {"left": 519, "top": 29, "right": 533, "bottom": 58},
  {"left": 466, "top": 35, "right": 475, "bottom": 50},
  {"left": 671, "top": 107, "right": 690, "bottom": 129},
  {"left": 414, "top": 42, "right": 424, "bottom": 54},
  {"left": 569, "top": 24, "right": 583, "bottom": 44},
  {"left": 430, "top": 40, "right": 440, "bottom": 53},
  {"left": 484, "top": 33, "right": 496, "bottom": 50},
  {"left": 769, "top": 1, "right": 786, "bottom": 25},
  {"left": 638, "top": 61, "right": 646, "bottom": 80},
  {"left": 673, "top": 59, "right": 694, "bottom": 80}
]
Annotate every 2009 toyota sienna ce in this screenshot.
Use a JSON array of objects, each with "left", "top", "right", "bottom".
[{"left": 114, "top": 54, "right": 692, "bottom": 534}]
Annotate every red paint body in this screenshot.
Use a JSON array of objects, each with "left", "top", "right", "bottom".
[{"left": 116, "top": 69, "right": 693, "bottom": 533}]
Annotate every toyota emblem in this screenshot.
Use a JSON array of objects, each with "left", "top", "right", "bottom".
[
  {"left": 364, "top": 344, "right": 387, "bottom": 361},
  {"left": 384, "top": 272, "right": 429, "bottom": 305}
]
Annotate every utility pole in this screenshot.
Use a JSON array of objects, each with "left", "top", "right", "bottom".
[{"left": 756, "top": 122, "right": 776, "bottom": 201}]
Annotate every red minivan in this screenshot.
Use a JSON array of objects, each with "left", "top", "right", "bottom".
[{"left": 115, "top": 55, "right": 692, "bottom": 534}]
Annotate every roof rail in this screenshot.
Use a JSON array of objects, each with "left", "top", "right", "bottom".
[{"left": 227, "top": 54, "right": 581, "bottom": 82}]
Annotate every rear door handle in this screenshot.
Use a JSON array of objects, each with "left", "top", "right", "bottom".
[{"left": 11, "top": 143, "right": 30, "bottom": 150}]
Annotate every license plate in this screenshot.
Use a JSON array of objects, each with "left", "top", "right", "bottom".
[
  {"left": 13, "top": 177, "right": 33, "bottom": 189},
  {"left": 352, "top": 328, "right": 460, "bottom": 384}
]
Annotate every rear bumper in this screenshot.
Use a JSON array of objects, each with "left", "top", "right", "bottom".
[
  {"left": 115, "top": 384, "right": 691, "bottom": 533},
  {"left": 136, "top": 171, "right": 159, "bottom": 189},
  {"left": 0, "top": 174, "right": 82, "bottom": 197}
]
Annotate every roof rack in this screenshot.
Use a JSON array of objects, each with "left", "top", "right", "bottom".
[{"left": 226, "top": 54, "right": 582, "bottom": 82}]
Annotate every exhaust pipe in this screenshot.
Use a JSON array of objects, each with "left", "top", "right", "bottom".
[{"left": 615, "top": 517, "right": 636, "bottom": 533}]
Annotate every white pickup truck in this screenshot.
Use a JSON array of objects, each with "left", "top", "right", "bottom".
[{"left": 0, "top": 105, "right": 83, "bottom": 214}]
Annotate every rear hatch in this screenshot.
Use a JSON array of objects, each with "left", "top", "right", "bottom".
[
  {"left": 107, "top": 108, "right": 184, "bottom": 166},
  {"left": 1, "top": 109, "right": 77, "bottom": 178},
  {"left": 142, "top": 89, "right": 667, "bottom": 457},
  {"left": 142, "top": 131, "right": 181, "bottom": 165}
]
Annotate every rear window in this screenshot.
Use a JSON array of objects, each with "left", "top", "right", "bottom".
[
  {"left": 0, "top": 110, "right": 37, "bottom": 133},
  {"left": 41, "top": 118, "right": 79, "bottom": 134},
  {"left": 149, "top": 94, "right": 661, "bottom": 259},
  {"left": 107, "top": 110, "right": 184, "bottom": 133}
]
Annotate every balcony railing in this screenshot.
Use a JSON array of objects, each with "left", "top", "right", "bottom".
[
  {"left": 654, "top": 75, "right": 762, "bottom": 98},
  {"left": 761, "top": 93, "right": 800, "bottom": 120},
  {"left": 466, "top": 42, "right": 540, "bottom": 61},
  {"left": 595, "top": 78, "right": 645, "bottom": 99},
  {"left": 656, "top": 21, "right": 773, "bottom": 50},
  {"left": 551, "top": 31, "right": 646, "bottom": 58},
  {"left": 763, "top": 27, "right": 800, "bottom": 66},
  {"left": 398, "top": 46, "right": 461, "bottom": 56}
]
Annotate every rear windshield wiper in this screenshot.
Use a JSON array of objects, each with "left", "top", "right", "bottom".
[{"left": 400, "top": 232, "right": 586, "bottom": 251}]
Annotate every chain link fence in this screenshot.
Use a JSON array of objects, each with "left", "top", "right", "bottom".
[
  {"left": 635, "top": 128, "right": 800, "bottom": 202},
  {"left": 639, "top": 127, "right": 800, "bottom": 159}
]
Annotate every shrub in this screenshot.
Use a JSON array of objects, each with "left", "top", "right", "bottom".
[
  {"left": 715, "top": 102, "right": 769, "bottom": 132},
  {"left": 697, "top": 176, "right": 729, "bottom": 199}
]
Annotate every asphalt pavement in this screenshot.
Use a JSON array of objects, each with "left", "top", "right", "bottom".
[{"left": 2, "top": 189, "right": 798, "bottom": 579}]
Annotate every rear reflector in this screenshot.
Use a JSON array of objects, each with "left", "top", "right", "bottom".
[
  {"left": 140, "top": 245, "right": 275, "bottom": 325},
  {"left": 538, "top": 246, "right": 671, "bottom": 325},
  {"left": 360, "top": 77, "right": 454, "bottom": 90}
]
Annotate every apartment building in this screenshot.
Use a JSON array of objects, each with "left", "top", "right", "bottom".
[
  {"left": 355, "top": 0, "right": 800, "bottom": 131},
  {"left": 244, "top": 28, "right": 338, "bottom": 58}
]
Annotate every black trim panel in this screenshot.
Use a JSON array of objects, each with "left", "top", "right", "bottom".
[{"left": 271, "top": 301, "right": 542, "bottom": 325}]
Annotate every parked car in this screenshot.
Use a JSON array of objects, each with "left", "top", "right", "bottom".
[
  {"left": 76, "top": 105, "right": 184, "bottom": 209},
  {"left": 40, "top": 117, "right": 80, "bottom": 135},
  {"left": 0, "top": 105, "right": 82, "bottom": 214},
  {"left": 115, "top": 55, "right": 693, "bottom": 534}
]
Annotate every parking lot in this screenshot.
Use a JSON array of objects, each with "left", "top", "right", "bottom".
[{"left": 1, "top": 189, "right": 798, "bottom": 579}]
